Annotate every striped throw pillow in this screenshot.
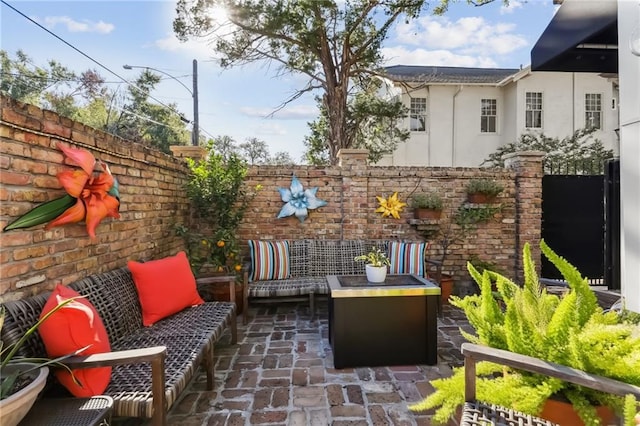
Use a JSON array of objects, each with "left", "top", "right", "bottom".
[
  {"left": 248, "top": 240, "right": 291, "bottom": 281},
  {"left": 388, "top": 241, "right": 427, "bottom": 276}
]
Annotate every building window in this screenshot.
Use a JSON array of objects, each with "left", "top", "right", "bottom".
[
  {"left": 410, "top": 98, "right": 427, "bottom": 131},
  {"left": 585, "top": 93, "right": 602, "bottom": 129},
  {"left": 481, "top": 99, "right": 497, "bottom": 133},
  {"left": 525, "top": 92, "right": 543, "bottom": 128}
]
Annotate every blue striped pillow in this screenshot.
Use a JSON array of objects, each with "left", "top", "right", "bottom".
[
  {"left": 388, "top": 241, "right": 427, "bottom": 276},
  {"left": 248, "top": 240, "right": 290, "bottom": 281}
]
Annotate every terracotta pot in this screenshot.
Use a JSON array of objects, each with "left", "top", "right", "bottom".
[
  {"left": 0, "top": 365, "right": 49, "bottom": 426},
  {"left": 198, "top": 279, "right": 244, "bottom": 314},
  {"left": 440, "top": 274, "right": 454, "bottom": 305},
  {"left": 467, "top": 193, "right": 497, "bottom": 204},
  {"left": 540, "top": 398, "right": 616, "bottom": 425},
  {"left": 413, "top": 208, "right": 442, "bottom": 220}
]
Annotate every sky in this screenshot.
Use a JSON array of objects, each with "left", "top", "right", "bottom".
[{"left": 1, "top": 0, "right": 560, "bottom": 162}]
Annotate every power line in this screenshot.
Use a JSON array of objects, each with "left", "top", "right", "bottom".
[{"left": 1, "top": 0, "right": 216, "bottom": 139}]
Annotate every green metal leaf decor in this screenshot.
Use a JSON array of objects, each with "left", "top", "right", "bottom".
[{"left": 3, "top": 194, "right": 76, "bottom": 232}]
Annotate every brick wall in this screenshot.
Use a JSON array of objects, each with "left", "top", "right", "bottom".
[
  {"left": 1, "top": 96, "right": 191, "bottom": 302},
  {"left": 1, "top": 97, "right": 543, "bottom": 302},
  {"left": 237, "top": 149, "right": 544, "bottom": 283}
]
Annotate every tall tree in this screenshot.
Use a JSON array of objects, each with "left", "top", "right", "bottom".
[
  {"left": 239, "top": 137, "right": 270, "bottom": 164},
  {"left": 268, "top": 151, "right": 296, "bottom": 165},
  {"left": 173, "top": 0, "right": 428, "bottom": 164},
  {"left": 213, "top": 135, "right": 239, "bottom": 161}
]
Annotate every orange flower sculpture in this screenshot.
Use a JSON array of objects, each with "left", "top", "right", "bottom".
[{"left": 3, "top": 143, "right": 120, "bottom": 240}]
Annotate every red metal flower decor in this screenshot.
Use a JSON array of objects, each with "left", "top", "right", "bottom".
[{"left": 3, "top": 143, "right": 120, "bottom": 240}]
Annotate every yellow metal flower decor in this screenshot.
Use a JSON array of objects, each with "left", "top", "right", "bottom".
[
  {"left": 3, "top": 143, "right": 120, "bottom": 240},
  {"left": 375, "top": 192, "right": 406, "bottom": 219}
]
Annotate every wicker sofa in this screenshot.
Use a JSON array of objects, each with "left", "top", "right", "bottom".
[
  {"left": 1, "top": 267, "right": 237, "bottom": 426},
  {"left": 243, "top": 239, "right": 435, "bottom": 323}
]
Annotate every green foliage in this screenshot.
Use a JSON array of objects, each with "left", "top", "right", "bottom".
[
  {"left": 174, "top": 0, "right": 420, "bottom": 164},
  {"left": 410, "top": 193, "right": 443, "bottom": 210},
  {"left": 177, "top": 145, "right": 259, "bottom": 277},
  {"left": 465, "top": 178, "right": 504, "bottom": 196},
  {"left": 482, "top": 128, "right": 614, "bottom": 173},
  {"left": 411, "top": 241, "right": 640, "bottom": 425},
  {"left": 354, "top": 247, "right": 390, "bottom": 267},
  {"left": 2, "top": 50, "right": 191, "bottom": 154}
]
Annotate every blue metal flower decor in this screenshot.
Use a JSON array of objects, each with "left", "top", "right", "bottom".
[{"left": 277, "top": 175, "right": 327, "bottom": 222}]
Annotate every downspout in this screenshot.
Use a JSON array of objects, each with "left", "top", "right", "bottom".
[
  {"left": 452, "top": 85, "right": 463, "bottom": 166},
  {"left": 572, "top": 72, "right": 576, "bottom": 132}
]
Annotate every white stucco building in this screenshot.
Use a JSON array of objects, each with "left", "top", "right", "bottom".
[{"left": 378, "top": 65, "right": 619, "bottom": 167}]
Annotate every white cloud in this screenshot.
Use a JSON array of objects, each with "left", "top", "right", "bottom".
[
  {"left": 40, "top": 16, "right": 114, "bottom": 34},
  {"left": 393, "top": 15, "right": 527, "bottom": 57},
  {"left": 500, "top": 0, "right": 524, "bottom": 15},
  {"left": 154, "top": 32, "right": 217, "bottom": 59},
  {"left": 382, "top": 46, "right": 498, "bottom": 68},
  {"left": 240, "top": 105, "right": 317, "bottom": 120},
  {"left": 254, "top": 122, "right": 287, "bottom": 136}
]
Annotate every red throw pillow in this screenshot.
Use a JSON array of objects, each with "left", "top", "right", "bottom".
[
  {"left": 38, "top": 284, "right": 112, "bottom": 397},
  {"left": 128, "top": 251, "right": 204, "bottom": 326}
]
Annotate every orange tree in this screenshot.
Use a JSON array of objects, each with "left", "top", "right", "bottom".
[{"left": 176, "top": 143, "right": 258, "bottom": 279}]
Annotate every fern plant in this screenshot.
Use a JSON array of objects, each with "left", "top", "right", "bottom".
[{"left": 410, "top": 240, "right": 640, "bottom": 425}]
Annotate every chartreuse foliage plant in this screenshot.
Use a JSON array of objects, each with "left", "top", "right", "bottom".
[{"left": 410, "top": 240, "right": 640, "bottom": 425}]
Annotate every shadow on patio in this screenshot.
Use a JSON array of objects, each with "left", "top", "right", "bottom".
[{"left": 113, "top": 300, "right": 472, "bottom": 426}]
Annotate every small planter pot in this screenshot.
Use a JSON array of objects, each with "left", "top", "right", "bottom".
[
  {"left": 440, "top": 274, "right": 454, "bottom": 305},
  {"left": 413, "top": 208, "right": 442, "bottom": 220},
  {"left": 540, "top": 398, "right": 615, "bottom": 425},
  {"left": 0, "top": 364, "right": 49, "bottom": 426},
  {"left": 365, "top": 265, "right": 387, "bottom": 283},
  {"left": 467, "top": 193, "right": 497, "bottom": 204}
]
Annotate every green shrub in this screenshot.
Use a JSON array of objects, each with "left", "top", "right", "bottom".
[
  {"left": 410, "top": 193, "right": 443, "bottom": 210},
  {"left": 466, "top": 178, "right": 504, "bottom": 196}
]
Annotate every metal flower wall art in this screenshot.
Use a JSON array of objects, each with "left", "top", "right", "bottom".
[
  {"left": 3, "top": 143, "right": 120, "bottom": 240},
  {"left": 277, "top": 175, "right": 327, "bottom": 223},
  {"left": 375, "top": 192, "right": 406, "bottom": 219}
]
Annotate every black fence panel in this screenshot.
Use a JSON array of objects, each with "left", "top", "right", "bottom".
[
  {"left": 541, "top": 175, "right": 604, "bottom": 283},
  {"left": 604, "top": 159, "right": 620, "bottom": 290}
]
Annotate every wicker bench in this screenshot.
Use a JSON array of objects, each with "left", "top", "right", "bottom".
[
  {"left": 243, "top": 239, "right": 434, "bottom": 323},
  {"left": 1, "top": 267, "right": 237, "bottom": 426}
]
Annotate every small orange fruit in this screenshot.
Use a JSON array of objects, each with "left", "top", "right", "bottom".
[
  {"left": 217, "top": 266, "right": 225, "bottom": 272},
  {"left": 216, "top": 240, "right": 225, "bottom": 247},
  {"left": 234, "top": 264, "right": 242, "bottom": 272}
]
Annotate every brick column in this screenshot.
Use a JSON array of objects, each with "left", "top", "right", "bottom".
[
  {"left": 170, "top": 145, "right": 207, "bottom": 161},
  {"left": 337, "top": 149, "right": 369, "bottom": 240},
  {"left": 504, "top": 151, "right": 544, "bottom": 278}
]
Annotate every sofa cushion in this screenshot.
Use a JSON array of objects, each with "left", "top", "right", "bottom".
[
  {"left": 128, "top": 251, "right": 204, "bottom": 326},
  {"left": 38, "top": 284, "right": 112, "bottom": 397},
  {"left": 247, "top": 277, "right": 320, "bottom": 297},
  {"left": 388, "top": 241, "right": 427, "bottom": 276},
  {"left": 248, "top": 240, "right": 291, "bottom": 281}
]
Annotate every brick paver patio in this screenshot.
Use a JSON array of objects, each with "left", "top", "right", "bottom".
[{"left": 113, "top": 300, "right": 472, "bottom": 426}]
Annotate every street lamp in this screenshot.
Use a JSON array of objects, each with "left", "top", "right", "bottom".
[{"left": 123, "top": 60, "right": 199, "bottom": 146}]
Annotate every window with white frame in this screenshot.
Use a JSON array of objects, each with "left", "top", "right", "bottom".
[
  {"left": 525, "top": 92, "right": 543, "bottom": 129},
  {"left": 481, "top": 99, "right": 497, "bottom": 133},
  {"left": 585, "top": 93, "right": 602, "bottom": 129},
  {"left": 410, "top": 97, "right": 427, "bottom": 131}
]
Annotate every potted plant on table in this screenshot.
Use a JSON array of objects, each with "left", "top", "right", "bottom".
[
  {"left": 0, "top": 301, "right": 82, "bottom": 426},
  {"left": 465, "top": 178, "right": 504, "bottom": 203},
  {"left": 410, "top": 240, "right": 640, "bottom": 425},
  {"left": 410, "top": 193, "right": 443, "bottom": 220},
  {"left": 355, "top": 247, "right": 391, "bottom": 283}
]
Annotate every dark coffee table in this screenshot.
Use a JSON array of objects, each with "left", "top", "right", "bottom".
[{"left": 327, "top": 274, "right": 441, "bottom": 369}]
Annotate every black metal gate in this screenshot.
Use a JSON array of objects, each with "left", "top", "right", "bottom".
[
  {"left": 541, "top": 159, "right": 620, "bottom": 288},
  {"left": 541, "top": 174, "right": 604, "bottom": 283}
]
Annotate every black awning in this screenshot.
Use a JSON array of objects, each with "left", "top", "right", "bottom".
[{"left": 531, "top": 0, "right": 618, "bottom": 73}]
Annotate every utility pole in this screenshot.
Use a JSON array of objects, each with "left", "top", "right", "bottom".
[{"left": 192, "top": 59, "right": 199, "bottom": 146}]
